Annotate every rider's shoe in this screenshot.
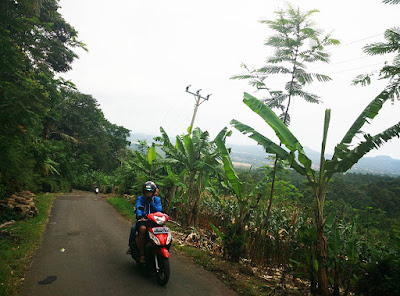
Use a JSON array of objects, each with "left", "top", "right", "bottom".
[{"left": 139, "top": 255, "right": 146, "bottom": 264}]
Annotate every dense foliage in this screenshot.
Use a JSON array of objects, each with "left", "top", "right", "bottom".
[
  {"left": 0, "top": 0, "right": 130, "bottom": 198},
  {"left": 1, "top": 2, "right": 399, "bottom": 296}
]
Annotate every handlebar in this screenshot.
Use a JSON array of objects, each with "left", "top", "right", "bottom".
[{"left": 137, "top": 216, "right": 181, "bottom": 227}]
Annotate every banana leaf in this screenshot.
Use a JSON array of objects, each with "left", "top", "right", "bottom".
[
  {"left": 175, "top": 136, "right": 187, "bottom": 164},
  {"left": 325, "top": 211, "right": 340, "bottom": 259},
  {"left": 184, "top": 134, "right": 195, "bottom": 169},
  {"left": 333, "top": 90, "right": 390, "bottom": 160},
  {"left": 327, "top": 121, "right": 400, "bottom": 174},
  {"left": 214, "top": 128, "right": 242, "bottom": 199},
  {"left": 159, "top": 126, "right": 173, "bottom": 148},
  {"left": 147, "top": 143, "right": 156, "bottom": 165},
  {"left": 241, "top": 92, "right": 313, "bottom": 174}
]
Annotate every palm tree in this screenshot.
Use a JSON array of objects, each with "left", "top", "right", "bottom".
[{"left": 231, "top": 90, "right": 400, "bottom": 295}]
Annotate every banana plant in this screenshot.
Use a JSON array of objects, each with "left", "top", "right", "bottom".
[
  {"left": 129, "top": 142, "right": 159, "bottom": 178},
  {"left": 215, "top": 128, "right": 275, "bottom": 262},
  {"left": 214, "top": 128, "right": 246, "bottom": 220},
  {"left": 157, "top": 127, "right": 220, "bottom": 226},
  {"left": 231, "top": 90, "right": 400, "bottom": 295}
]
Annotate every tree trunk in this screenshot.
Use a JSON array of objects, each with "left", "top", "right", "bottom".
[
  {"left": 316, "top": 214, "right": 329, "bottom": 296},
  {"left": 309, "top": 245, "right": 317, "bottom": 296},
  {"left": 333, "top": 261, "right": 339, "bottom": 296},
  {"left": 186, "top": 172, "right": 196, "bottom": 226},
  {"left": 251, "top": 158, "right": 278, "bottom": 262},
  {"left": 192, "top": 176, "right": 203, "bottom": 227},
  {"left": 165, "top": 184, "right": 177, "bottom": 212},
  {"left": 43, "top": 122, "right": 52, "bottom": 140}
]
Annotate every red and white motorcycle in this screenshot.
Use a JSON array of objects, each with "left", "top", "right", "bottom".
[{"left": 131, "top": 211, "right": 172, "bottom": 286}]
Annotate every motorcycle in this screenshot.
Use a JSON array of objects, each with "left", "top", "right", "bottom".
[{"left": 131, "top": 211, "right": 172, "bottom": 286}]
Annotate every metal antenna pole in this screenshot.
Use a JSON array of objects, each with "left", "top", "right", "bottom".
[{"left": 185, "top": 85, "right": 211, "bottom": 133}]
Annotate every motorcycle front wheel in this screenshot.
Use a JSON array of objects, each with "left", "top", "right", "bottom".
[{"left": 156, "top": 256, "right": 170, "bottom": 286}]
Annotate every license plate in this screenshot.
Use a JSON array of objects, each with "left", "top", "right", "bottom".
[{"left": 152, "top": 227, "right": 170, "bottom": 234}]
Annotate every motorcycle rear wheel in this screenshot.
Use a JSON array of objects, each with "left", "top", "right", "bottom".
[{"left": 156, "top": 256, "right": 170, "bottom": 286}]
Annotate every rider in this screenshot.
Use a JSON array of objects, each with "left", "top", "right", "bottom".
[{"left": 127, "top": 181, "right": 162, "bottom": 264}]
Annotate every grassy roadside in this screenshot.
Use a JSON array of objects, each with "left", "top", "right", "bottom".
[
  {"left": 107, "top": 196, "right": 273, "bottom": 296},
  {"left": 107, "top": 197, "right": 136, "bottom": 222},
  {"left": 0, "top": 193, "right": 57, "bottom": 296}
]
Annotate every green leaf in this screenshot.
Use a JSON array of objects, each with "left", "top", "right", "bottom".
[
  {"left": 289, "top": 259, "right": 305, "bottom": 268},
  {"left": 325, "top": 210, "right": 336, "bottom": 230},
  {"left": 210, "top": 222, "right": 224, "bottom": 240},
  {"left": 346, "top": 237, "right": 358, "bottom": 264},
  {"left": 214, "top": 128, "right": 242, "bottom": 199},
  {"left": 319, "top": 109, "right": 330, "bottom": 178},
  {"left": 313, "top": 258, "right": 319, "bottom": 272},
  {"left": 333, "top": 90, "right": 391, "bottom": 160},
  {"left": 241, "top": 92, "right": 313, "bottom": 174},
  {"left": 230, "top": 120, "right": 289, "bottom": 160},
  {"left": 326, "top": 211, "right": 340, "bottom": 258},
  {"left": 159, "top": 126, "right": 173, "bottom": 148},
  {"left": 329, "top": 120, "right": 400, "bottom": 174},
  {"left": 257, "top": 65, "right": 291, "bottom": 74},
  {"left": 147, "top": 143, "right": 156, "bottom": 165},
  {"left": 184, "top": 134, "right": 195, "bottom": 169},
  {"left": 175, "top": 136, "right": 186, "bottom": 157}
]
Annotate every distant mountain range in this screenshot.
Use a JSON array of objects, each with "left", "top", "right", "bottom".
[
  {"left": 228, "top": 144, "right": 400, "bottom": 176},
  {"left": 128, "top": 133, "right": 400, "bottom": 176}
]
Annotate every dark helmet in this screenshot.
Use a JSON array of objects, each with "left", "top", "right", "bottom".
[{"left": 143, "top": 181, "right": 157, "bottom": 195}]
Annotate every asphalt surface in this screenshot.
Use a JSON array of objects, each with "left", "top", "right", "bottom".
[{"left": 19, "top": 191, "right": 236, "bottom": 296}]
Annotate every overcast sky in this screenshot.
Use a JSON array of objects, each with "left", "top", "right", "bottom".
[{"left": 59, "top": 0, "right": 400, "bottom": 160}]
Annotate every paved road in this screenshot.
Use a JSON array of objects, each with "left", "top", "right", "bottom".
[{"left": 19, "top": 191, "right": 236, "bottom": 296}]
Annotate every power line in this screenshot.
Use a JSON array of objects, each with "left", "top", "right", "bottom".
[
  {"left": 327, "top": 62, "right": 384, "bottom": 75},
  {"left": 309, "top": 55, "right": 373, "bottom": 71},
  {"left": 326, "top": 33, "right": 384, "bottom": 52}
]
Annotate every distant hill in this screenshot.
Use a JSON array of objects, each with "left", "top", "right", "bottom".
[
  {"left": 129, "top": 133, "right": 400, "bottom": 176},
  {"left": 128, "top": 133, "right": 159, "bottom": 144},
  {"left": 301, "top": 147, "right": 400, "bottom": 176},
  {"left": 229, "top": 145, "right": 400, "bottom": 176}
]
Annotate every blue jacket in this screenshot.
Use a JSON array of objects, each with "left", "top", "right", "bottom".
[{"left": 135, "top": 195, "right": 162, "bottom": 219}]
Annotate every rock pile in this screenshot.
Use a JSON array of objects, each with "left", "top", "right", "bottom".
[{"left": 0, "top": 191, "right": 38, "bottom": 218}]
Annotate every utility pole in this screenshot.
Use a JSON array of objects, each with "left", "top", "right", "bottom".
[{"left": 185, "top": 85, "right": 211, "bottom": 133}]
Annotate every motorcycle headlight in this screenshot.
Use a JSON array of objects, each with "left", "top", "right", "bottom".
[
  {"left": 166, "top": 232, "right": 172, "bottom": 245},
  {"left": 148, "top": 231, "right": 160, "bottom": 245},
  {"left": 154, "top": 215, "right": 166, "bottom": 225}
]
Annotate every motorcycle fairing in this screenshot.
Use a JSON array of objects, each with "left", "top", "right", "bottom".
[
  {"left": 156, "top": 247, "right": 170, "bottom": 258},
  {"left": 147, "top": 212, "right": 169, "bottom": 225}
]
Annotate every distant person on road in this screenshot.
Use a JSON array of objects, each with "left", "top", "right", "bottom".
[{"left": 126, "top": 181, "right": 162, "bottom": 264}]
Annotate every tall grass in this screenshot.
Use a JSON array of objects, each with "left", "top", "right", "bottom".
[
  {"left": 0, "top": 193, "right": 57, "bottom": 296},
  {"left": 108, "top": 197, "right": 135, "bottom": 222}
]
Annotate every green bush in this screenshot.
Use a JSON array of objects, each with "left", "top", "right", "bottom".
[
  {"left": 358, "top": 255, "right": 400, "bottom": 296},
  {"left": 0, "top": 207, "right": 23, "bottom": 223},
  {"left": 223, "top": 223, "right": 246, "bottom": 262}
]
